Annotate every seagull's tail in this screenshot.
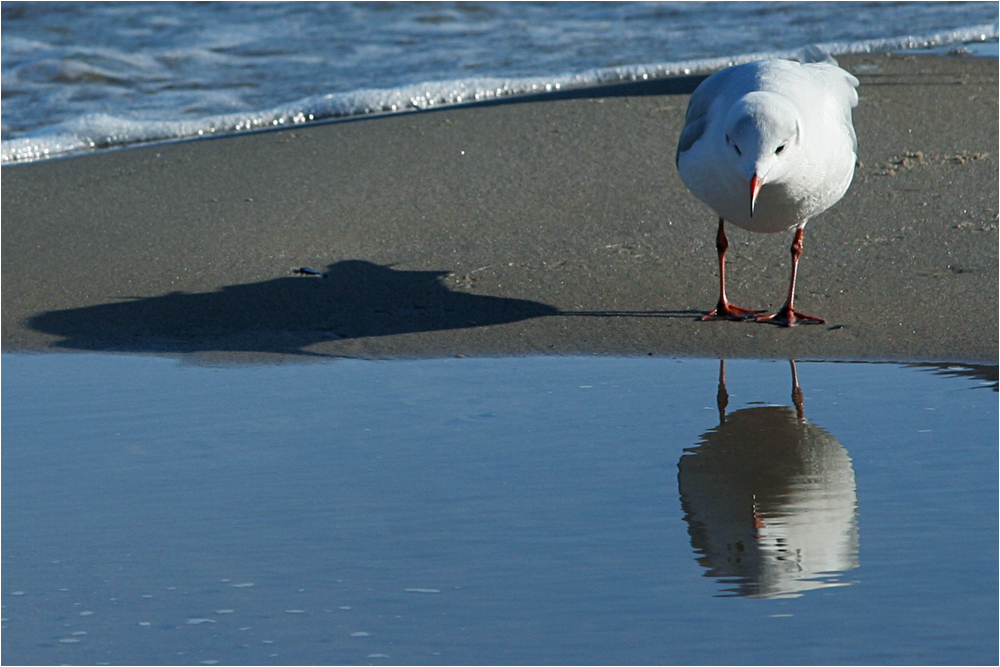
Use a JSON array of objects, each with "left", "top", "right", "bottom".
[{"left": 796, "top": 44, "right": 838, "bottom": 66}]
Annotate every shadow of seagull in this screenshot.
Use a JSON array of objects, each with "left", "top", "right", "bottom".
[{"left": 28, "top": 260, "right": 560, "bottom": 356}]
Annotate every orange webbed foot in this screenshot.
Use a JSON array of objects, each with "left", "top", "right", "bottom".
[
  {"left": 701, "top": 302, "right": 767, "bottom": 321},
  {"left": 755, "top": 307, "right": 825, "bottom": 327}
]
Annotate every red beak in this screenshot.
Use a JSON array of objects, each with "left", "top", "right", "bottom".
[{"left": 750, "top": 173, "right": 762, "bottom": 218}]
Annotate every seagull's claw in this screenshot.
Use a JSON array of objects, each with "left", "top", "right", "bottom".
[
  {"left": 755, "top": 307, "right": 825, "bottom": 327},
  {"left": 701, "top": 302, "right": 767, "bottom": 321}
]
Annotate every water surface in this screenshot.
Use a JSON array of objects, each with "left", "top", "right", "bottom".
[{"left": 2, "top": 354, "right": 997, "bottom": 665}]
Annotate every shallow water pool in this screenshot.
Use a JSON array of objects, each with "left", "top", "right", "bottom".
[{"left": 2, "top": 354, "right": 997, "bottom": 665}]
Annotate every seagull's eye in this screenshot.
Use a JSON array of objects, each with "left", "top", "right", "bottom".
[
  {"left": 726, "top": 135, "right": 741, "bottom": 156},
  {"left": 775, "top": 144, "right": 786, "bottom": 155}
]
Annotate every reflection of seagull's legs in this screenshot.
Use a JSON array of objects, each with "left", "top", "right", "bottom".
[
  {"left": 752, "top": 493, "right": 765, "bottom": 535},
  {"left": 702, "top": 219, "right": 767, "bottom": 321},
  {"left": 717, "top": 359, "right": 729, "bottom": 424},
  {"left": 790, "top": 359, "right": 804, "bottom": 419}
]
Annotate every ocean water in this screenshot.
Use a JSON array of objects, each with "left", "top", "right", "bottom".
[
  {"left": 2, "top": 354, "right": 997, "bottom": 665},
  {"left": 2, "top": 1, "right": 997, "bottom": 163}
]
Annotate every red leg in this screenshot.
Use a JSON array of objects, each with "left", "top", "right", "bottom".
[
  {"left": 702, "top": 218, "right": 766, "bottom": 321},
  {"left": 756, "top": 227, "right": 825, "bottom": 327}
]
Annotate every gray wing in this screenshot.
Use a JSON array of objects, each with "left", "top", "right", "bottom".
[
  {"left": 675, "top": 114, "right": 707, "bottom": 166},
  {"left": 803, "top": 61, "right": 860, "bottom": 154},
  {"left": 675, "top": 65, "right": 751, "bottom": 167}
]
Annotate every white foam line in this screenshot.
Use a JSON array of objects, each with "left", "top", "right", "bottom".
[{"left": 2, "top": 24, "right": 996, "bottom": 165}]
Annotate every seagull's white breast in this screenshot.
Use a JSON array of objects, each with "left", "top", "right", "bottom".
[{"left": 676, "top": 58, "right": 859, "bottom": 234}]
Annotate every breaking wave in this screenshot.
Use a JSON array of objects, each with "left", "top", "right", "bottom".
[{"left": 3, "top": 24, "right": 996, "bottom": 165}]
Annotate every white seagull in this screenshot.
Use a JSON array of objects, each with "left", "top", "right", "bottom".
[{"left": 676, "top": 53, "right": 859, "bottom": 326}]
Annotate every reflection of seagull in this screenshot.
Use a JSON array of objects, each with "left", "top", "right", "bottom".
[
  {"left": 676, "top": 53, "right": 859, "bottom": 326},
  {"left": 678, "top": 360, "right": 859, "bottom": 599}
]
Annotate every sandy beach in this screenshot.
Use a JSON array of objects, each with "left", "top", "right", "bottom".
[{"left": 2, "top": 53, "right": 997, "bottom": 363}]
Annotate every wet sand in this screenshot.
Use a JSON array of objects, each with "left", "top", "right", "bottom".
[{"left": 2, "top": 53, "right": 997, "bottom": 363}]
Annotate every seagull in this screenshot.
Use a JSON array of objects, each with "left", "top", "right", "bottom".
[{"left": 676, "top": 52, "right": 859, "bottom": 326}]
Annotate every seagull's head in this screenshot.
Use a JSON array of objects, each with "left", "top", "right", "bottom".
[{"left": 722, "top": 91, "right": 801, "bottom": 217}]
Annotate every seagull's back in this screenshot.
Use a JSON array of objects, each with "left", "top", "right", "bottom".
[{"left": 677, "top": 58, "right": 859, "bottom": 233}]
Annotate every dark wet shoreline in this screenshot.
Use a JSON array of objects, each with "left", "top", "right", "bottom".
[{"left": 3, "top": 54, "right": 997, "bottom": 363}]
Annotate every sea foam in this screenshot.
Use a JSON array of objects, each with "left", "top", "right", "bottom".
[{"left": 2, "top": 24, "right": 995, "bottom": 165}]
